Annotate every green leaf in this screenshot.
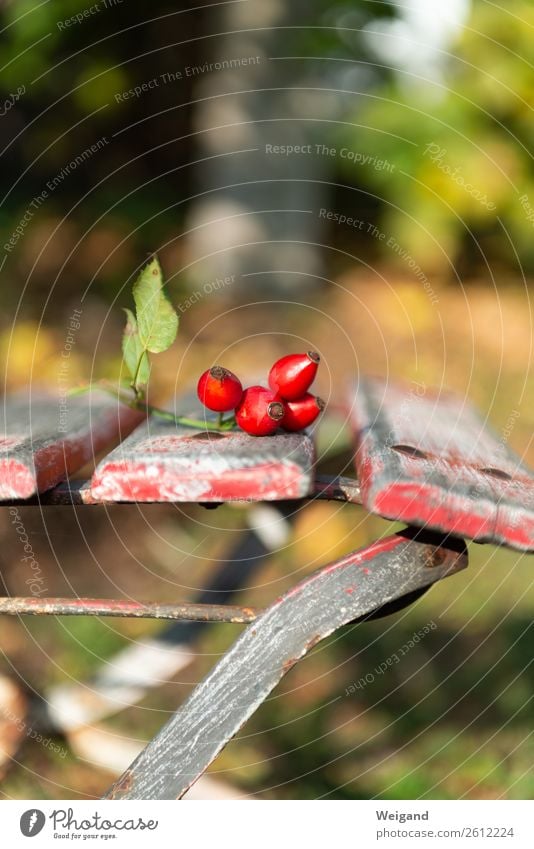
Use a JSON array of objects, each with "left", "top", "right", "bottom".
[
  {"left": 133, "top": 256, "right": 178, "bottom": 353},
  {"left": 122, "top": 308, "right": 150, "bottom": 386}
]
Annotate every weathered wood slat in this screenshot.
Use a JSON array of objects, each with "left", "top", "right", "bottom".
[
  {"left": 90, "top": 412, "right": 316, "bottom": 503},
  {"left": 104, "top": 528, "right": 467, "bottom": 800},
  {"left": 0, "top": 391, "right": 142, "bottom": 500},
  {"left": 9, "top": 473, "right": 359, "bottom": 506},
  {"left": 349, "top": 378, "right": 534, "bottom": 551}
]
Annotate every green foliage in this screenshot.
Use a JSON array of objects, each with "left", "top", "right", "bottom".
[
  {"left": 121, "top": 308, "right": 150, "bottom": 388},
  {"left": 132, "top": 257, "right": 179, "bottom": 354},
  {"left": 337, "top": 0, "right": 534, "bottom": 274},
  {"left": 122, "top": 257, "right": 178, "bottom": 393}
]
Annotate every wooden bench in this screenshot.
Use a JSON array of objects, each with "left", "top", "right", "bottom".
[{"left": 0, "top": 379, "right": 532, "bottom": 799}]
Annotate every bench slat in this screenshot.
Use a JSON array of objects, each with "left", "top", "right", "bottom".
[
  {"left": 349, "top": 377, "right": 534, "bottom": 551},
  {"left": 0, "top": 391, "right": 142, "bottom": 500},
  {"left": 90, "top": 411, "right": 316, "bottom": 502}
]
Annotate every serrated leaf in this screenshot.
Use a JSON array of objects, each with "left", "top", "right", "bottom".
[
  {"left": 122, "top": 308, "right": 150, "bottom": 386},
  {"left": 133, "top": 256, "right": 178, "bottom": 353}
]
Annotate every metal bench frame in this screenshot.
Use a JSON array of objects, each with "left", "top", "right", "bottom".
[{"left": 0, "top": 473, "right": 467, "bottom": 800}]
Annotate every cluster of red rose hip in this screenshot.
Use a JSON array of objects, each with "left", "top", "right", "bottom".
[{"left": 197, "top": 352, "right": 325, "bottom": 436}]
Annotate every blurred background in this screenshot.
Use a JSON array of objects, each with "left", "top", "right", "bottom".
[{"left": 0, "top": 0, "right": 533, "bottom": 800}]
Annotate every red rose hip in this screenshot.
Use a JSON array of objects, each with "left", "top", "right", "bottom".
[
  {"left": 282, "top": 393, "right": 325, "bottom": 432},
  {"left": 235, "top": 386, "right": 285, "bottom": 436},
  {"left": 197, "top": 366, "right": 243, "bottom": 412},
  {"left": 268, "top": 351, "right": 320, "bottom": 400}
]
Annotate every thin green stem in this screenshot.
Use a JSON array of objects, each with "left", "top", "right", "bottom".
[
  {"left": 131, "top": 351, "right": 148, "bottom": 400},
  {"left": 143, "top": 402, "right": 236, "bottom": 431},
  {"left": 69, "top": 381, "right": 237, "bottom": 432}
]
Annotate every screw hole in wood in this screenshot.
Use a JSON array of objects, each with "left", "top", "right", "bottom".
[
  {"left": 390, "top": 444, "right": 428, "bottom": 460},
  {"left": 479, "top": 467, "right": 513, "bottom": 480}
]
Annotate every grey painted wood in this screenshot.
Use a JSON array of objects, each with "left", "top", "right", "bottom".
[
  {"left": 104, "top": 529, "right": 467, "bottom": 799},
  {"left": 7, "top": 473, "right": 359, "bottom": 506},
  {"left": 0, "top": 390, "right": 142, "bottom": 499},
  {"left": 90, "top": 409, "right": 316, "bottom": 503},
  {"left": 349, "top": 377, "right": 534, "bottom": 551}
]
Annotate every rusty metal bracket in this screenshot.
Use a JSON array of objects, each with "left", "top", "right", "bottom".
[
  {"left": 2, "top": 473, "right": 361, "bottom": 507},
  {"left": 0, "top": 597, "right": 259, "bottom": 624},
  {"left": 104, "top": 528, "right": 467, "bottom": 800}
]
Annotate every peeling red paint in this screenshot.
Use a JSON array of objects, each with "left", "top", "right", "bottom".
[
  {"left": 107, "top": 769, "right": 133, "bottom": 798},
  {"left": 91, "top": 459, "right": 308, "bottom": 502},
  {"left": 350, "top": 378, "right": 534, "bottom": 552},
  {"left": 0, "top": 395, "right": 142, "bottom": 499},
  {"left": 283, "top": 534, "right": 405, "bottom": 600},
  {"left": 0, "top": 460, "right": 36, "bottom": 499},
  {"left": 90, "top": 422, "right": 316, "bottom": 503},
  {"left": 0, "top": 437, "right": 24, "bottom": 451}
]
